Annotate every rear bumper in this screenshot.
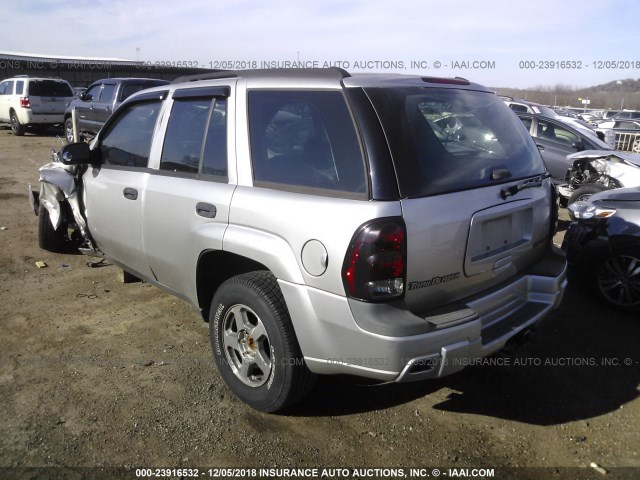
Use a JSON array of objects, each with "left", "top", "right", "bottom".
[
  {"left": 18, "top": 110, "right": 65, "bottom": 125},
  {"left": 281, "top": 248, "right": 567, "bottom": 382}
]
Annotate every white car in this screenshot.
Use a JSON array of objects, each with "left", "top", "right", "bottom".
[
  {"left": 558, "top": 150, "right": 640, "bottom": 205},
  {"left": 0, "top": 76, "right": 74, "bottom": 135}
]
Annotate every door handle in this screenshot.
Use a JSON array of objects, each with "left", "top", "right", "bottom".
[
  {"left": 196, "top": 202, "right": 217, "bottom": 218},
  {"left": 536, "top": 144, "right": 545, "bottom": 151},
  {"left": 123, "top": 187, "right": 138, "bottom": 200}
]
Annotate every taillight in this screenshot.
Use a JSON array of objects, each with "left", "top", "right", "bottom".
[
  {"left": 20, "top": 97, "right": 30, "bottom": 108},
  {"left": 342, "top": 218, "right": 407, "bottom": 302}
]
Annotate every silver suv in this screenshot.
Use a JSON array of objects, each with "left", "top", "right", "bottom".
[{"left": 34, "top": 69, "right": 567, "bottom": 412}]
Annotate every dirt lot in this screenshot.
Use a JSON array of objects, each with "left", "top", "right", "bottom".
[{"left": 0, "top": 127, "right": 638, "bottom": 479}]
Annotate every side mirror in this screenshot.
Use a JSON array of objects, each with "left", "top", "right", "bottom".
[
  {"left": 572, "top": 141, "right": 585, "bottom": 152},
  {"left": 81, "top": 92, "right": 91, "bottom": 101},
  {"left": 61, "top": 142, "right": 93, "bottom": 165}
]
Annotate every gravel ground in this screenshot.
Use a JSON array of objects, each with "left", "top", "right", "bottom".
[{"left": 0, "top": 127, "right": 638, "bottom": 480}]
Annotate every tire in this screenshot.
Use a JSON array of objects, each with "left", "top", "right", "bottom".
[
  {"left": 10, "top": 111, "right": 25, "bottom": 136},
  {"left": 595, "top": 250, "right": 640, "bottom": 311},
  {"left": 568, "top": 183, "right": 607, "bottom": 204},
  {"left": 38, "top": 203, "right": 67, "bottom": 252},
  {"left": 64, "top": 118, "right": 75, "bottom": 143},
  {"left": 209, "top": 271, "right": 315, "bottom": 412}
]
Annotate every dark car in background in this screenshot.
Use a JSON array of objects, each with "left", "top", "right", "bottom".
[
  {"left": 563, "top": 186, "right": 640, "bottom": 311},
  {"left": 64, "top": 77, "right": 169, "bottom": 142},
  {"left": 516, "top": 113, "right": 613, "bottom": 181}
]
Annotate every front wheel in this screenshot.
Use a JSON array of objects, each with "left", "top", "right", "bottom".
[
  {"left": 64, "top": 118, "right": 75, "bottom": 143},
  {"left": 568, "top": 183, "right": 607, "bottom": 204},
  {"left": 209, "top": 271, "right": 315, "bottom": 412},
  {"left": 38, "top": 203, "right": 67, "bottom": 252},
  {"left": 596, "top": 251, "right": 640, "bottom": 311}
]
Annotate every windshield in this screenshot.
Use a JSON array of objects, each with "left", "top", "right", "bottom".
[{"left": 365, "top": 87, "right": 546, "bottom": 197}]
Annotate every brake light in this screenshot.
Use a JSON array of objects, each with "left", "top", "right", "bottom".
[
  {"left": 342, "top": 218, "right": 407, "bottom": 302},
  {"left": 20, "top": 97, "right": 30, "bottom": 108}
]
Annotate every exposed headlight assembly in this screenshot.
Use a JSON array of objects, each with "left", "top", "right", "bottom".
[{"left": 568, "top": 201, "right": 616, "bottom": 220}]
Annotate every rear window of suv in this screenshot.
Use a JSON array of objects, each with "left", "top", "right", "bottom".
[
  {"left": 365, "top": 87, "right": 545, "bottom": 197},
  {"left": 28, "top": 80, "right": 73, "bottom": 97}
]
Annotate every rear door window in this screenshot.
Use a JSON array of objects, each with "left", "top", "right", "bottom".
[
  {"left": 248, "top": 90, "right": 367, "bottom": 196},
  {"left": 366, "top": 87, "right": 545, "bottom": 197},
  {"left": 160, "top": 97, "right": 228, "bottom": 178}
]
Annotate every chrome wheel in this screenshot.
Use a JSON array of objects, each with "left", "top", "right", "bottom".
[
  {"left": 221, "top": 304, "right": 272, "bottom": 387},
  {"left": 633, "top": 139, "right": 640, "bottom": 154},
  {"left": 598, "top": 255, "right": 640, "bottom": 308},
  {"left": 65, "top": 118, "right": 74, "bottom": 143}
]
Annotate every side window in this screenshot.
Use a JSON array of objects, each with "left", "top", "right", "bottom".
[
  {"left": 248, "top": 90, "right": 366, "bottom": 194},
  {"left": 100, "top": 101, "right": 161, "bottom": 168},
  {"left": 509, "top": 103, "right": 529, "bottom": 113},
  {"left": 536, "top": 119, "right": 579, "bottom": 146},
  {"left": 0, "top": 81, "right": 14, "bottom": 95},
  {"left": 619, "top": 121, "right": 640, "bottom": 130},
  {"left": 15, "top": 81, "right": 24, "bottom": 95},
  {"left": 84, "top": 84, "right": 102, "bottom": 101},
  {"left": 161, "top": 99, "right": 211, "bottom": 174},
  {"left": 160, "top": 97, "right": 228, "bottom": 177},
  {"left": 100, "top": 84, "right": 116, "bottom": 104},
  {"left": 517, "top": 115, "right": 533, "bottom": 132}
]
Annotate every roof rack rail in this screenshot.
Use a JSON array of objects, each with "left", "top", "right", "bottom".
[{"left": 172, "top": 67, "right": 351, "bottom": 84}]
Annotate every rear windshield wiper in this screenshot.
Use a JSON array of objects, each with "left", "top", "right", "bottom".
[{"left": 500, "top": 173, "right": 550, "bottom": 199}]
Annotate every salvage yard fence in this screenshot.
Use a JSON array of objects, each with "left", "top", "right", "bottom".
[{"left": 614, "top": 132, "right": 640, "bottom": 153}]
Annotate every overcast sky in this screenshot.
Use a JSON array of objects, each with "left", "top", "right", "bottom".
[{"left": 3, "top": 0, "right": 639, "bottom": 88}]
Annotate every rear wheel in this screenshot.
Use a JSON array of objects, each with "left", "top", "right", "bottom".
[
  {"left": 596, "top": 251, "right": 640, "bottom": 311},
  {"left": 10, "top": 111, "right": 25, "bottom": 136},
  {"left": 209, "top": 271, "right": 315, "bottom": 412},
  {"left": 568, "top": 183, "right": 607, "bottom": 204}
]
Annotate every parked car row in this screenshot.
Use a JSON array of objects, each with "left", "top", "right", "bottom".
[
  {"left": 503, "top": 98, "right": 640, "bottom": 311},
  {"left": 64, "top": 77, "right": 169, "bottom": 142},
  {"left": 0, "top": 75, "right": 169, "bottom": 138}
]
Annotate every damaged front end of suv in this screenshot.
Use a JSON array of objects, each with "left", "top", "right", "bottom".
[{"left": 29, "top": 144, "right": 98, "bottom": 255}]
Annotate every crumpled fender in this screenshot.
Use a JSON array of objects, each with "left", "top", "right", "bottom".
[{"left": 38, "top": 161, "right": 90, "bottom": 238}]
